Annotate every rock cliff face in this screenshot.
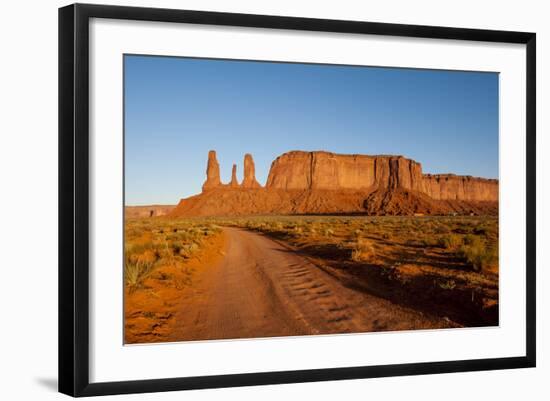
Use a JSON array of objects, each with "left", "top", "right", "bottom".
[
  {"left": 172, "top": 150, "right": 498, "bottom": 217},
  {"left": 421, "top": 174, "right": 498, "bottom": 201},
  {"left": 266, "top": 151, "right": 497, "bottom": 201}
]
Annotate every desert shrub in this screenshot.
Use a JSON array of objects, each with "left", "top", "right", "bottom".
[
  {"left": 179, "top": 243, "right": 199, "bottom": 258},
  {"left": 308, "top": 227, "right": 317, "bottom": 234},
  {"left": 437, "top": 234, "right": 462, "bottom": 249},
  {"left": 323, "top": 228, "right": 335, "bottom": 237},
  {"left": 458, "top": 241, "right": 498, "bottom": 272},
  {"left": 170, "top": 240, "right": 184, "bottom": 255},
  {"left": 463, "top": 234, "right": 482, "bottom": 246},
  {"left": 202, "top": 224, "right": 221, "bottom": 236},
  {"left": 178, "top": 231, "right": 192, "bottom": 241},
  {"left": 154, "top": 244, "right": 172, "bottom": 259},
  {"left": 187, "top": 227, "right": 202, "bottom": 236},
  {"left": 246, "top": 221, "right": 260, "bottom": 230},
  {"left": 125, "top": 241, "right": 153, "bottom": 256},
  {"left": 124, "top": 258, "right": 155, "bottom": 289},
  {"left": 351, "top": 238, "right": 376, "bottom": 262},
  {"left": 165, "top": 232, "right": 181, "bottom": 242},
  {"left": 473, "top": 226, "right": 489, "bottom": 236},
  {"left": 438, "top": 279, "right": 457, "bottom": 290}
]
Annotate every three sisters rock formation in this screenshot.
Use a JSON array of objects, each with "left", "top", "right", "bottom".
[{"left": 171, "top": 150, "right": 498, "bottom": 217}]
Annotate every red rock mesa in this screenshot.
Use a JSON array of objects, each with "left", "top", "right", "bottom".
[{"left": 171, "top": 150, "right": 498, "bottom": 217}]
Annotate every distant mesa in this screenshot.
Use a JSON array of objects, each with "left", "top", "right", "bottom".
[
  {"left": 126, "top": 205, "right": 175, "bottom": 218},
  {"left": 171, "top": 150, "right": 498, "bottom": 217}
]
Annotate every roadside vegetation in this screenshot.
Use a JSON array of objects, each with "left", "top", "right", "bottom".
[
  {"left": 124, "top": 214, "right": 499, "bottom": 337},
  {"left": 213, "top": 215, "right": 498, "bottom": 273},
  {"left": 208, "top": 215, "right": 499, "bottom": 326},
  {"left": 124, "top": 217, "right": 225, "bottom": 343},
  {"left": 124, "top": 218, "right": 222, "bottom": 291}
]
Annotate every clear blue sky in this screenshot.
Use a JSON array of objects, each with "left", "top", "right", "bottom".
[{"left": 124, "top": 55, "right": 498, "bottom": 205}]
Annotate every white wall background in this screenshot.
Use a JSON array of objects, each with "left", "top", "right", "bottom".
[{"left": 0, "top": 0, "right": 546, "bottom": 399}]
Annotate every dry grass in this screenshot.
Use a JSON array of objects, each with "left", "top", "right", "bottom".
[
  {"left": 351, "top": 238, "right": 376, "bottom": 262},
  {"left": 224, "top": 215, "right": 497, "bottom": 325},
  {"left": 437, "top": 234, "right": 463, "bottom": 249},
  {"left": 209, "top": 215, "right": 499, "bottom": 322},
  {"left": 124, "top": 218, "right": 222, "bottom": 290},
  {"left": 125, "top": 214, "right": 499, "bottom": 327},
  {"left": 458, "top": 235, "right": 498, "bottom": 272}
]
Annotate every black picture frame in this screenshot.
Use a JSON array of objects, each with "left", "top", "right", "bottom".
[{"left": 59, "top": 3, "right": 536, "bottom": 397}]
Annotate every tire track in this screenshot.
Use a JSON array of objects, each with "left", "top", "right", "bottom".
[{"left": 167, "top": 227, "right": 453, "bottom": 342}]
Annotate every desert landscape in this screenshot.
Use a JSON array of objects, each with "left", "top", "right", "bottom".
[{"left": 124, "top": 150, "right": 499, "bottom": 344}]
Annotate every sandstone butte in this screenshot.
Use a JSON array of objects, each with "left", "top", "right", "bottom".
[{"left": 170, "top": 150, "right": 499, "bottom": 217}]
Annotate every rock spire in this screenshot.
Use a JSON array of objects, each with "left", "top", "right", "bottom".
[
  {"left": 242, "top": 153, "right": 261, "bottom": 188},
  {"left": 230, "top": 164, "right": 239, "bottom": 187},
  {"left": 202, "top": 150, "right": 221, "bottom": 191}
]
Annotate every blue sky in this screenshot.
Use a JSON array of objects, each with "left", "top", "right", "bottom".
[{"left": 124, "top": 55, "right": 498, "bottom": 205}]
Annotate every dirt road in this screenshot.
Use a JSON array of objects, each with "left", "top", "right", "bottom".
[{"left": 167, "top": 228, "right": 452, "bottom": 342}]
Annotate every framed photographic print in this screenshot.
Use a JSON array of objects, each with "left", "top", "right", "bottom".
[{"left": 58, "top": 3, "right": 536, "bottom": 397}]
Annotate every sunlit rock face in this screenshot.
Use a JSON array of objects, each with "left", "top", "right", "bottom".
[
  {"left": 266, "top": 151, "right": 497, "bottom": 201},
  {"left": 174, "top": 149, "right": 498, "bottom": 217},
  {"left": 202, "top": 150, "right": 222, "bottom": 191},
  {"left": 242, "top": 153, "right": 261, "bottom": 189},
  {"left": 229, "top": 164, "right": 239, "bottom": 188}
]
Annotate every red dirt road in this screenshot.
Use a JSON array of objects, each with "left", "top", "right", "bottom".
[{"left": 167, "top": 228, "right": 453, "bottom": 342}]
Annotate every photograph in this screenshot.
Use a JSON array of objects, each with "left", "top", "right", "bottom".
[{"left": 123, "top": 54, "right": 499, "bottom": 344}]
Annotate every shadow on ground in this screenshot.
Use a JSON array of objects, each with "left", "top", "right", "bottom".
[
  {"left": 35, "top": 377, "right": 57, "bottom": 392},
  {"left": 267, "top": 234, "right": 498, "bottom": 327}
]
